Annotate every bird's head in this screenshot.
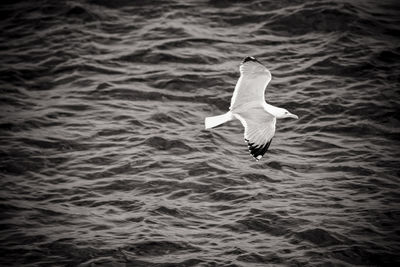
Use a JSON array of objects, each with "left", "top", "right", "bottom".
[{"left": 277, "top": 108, "right": 299, "bottom": 119}]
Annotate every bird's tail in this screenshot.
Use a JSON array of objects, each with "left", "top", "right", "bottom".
[{"left": 205, "top": 112, "right": 233, "bottom": 129}]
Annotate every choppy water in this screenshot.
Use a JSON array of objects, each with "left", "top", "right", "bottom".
[{"left": 1, "top": 0, "right": 399, "bottom": 266}]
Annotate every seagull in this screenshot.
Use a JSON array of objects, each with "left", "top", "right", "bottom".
[{"left": 205, "top": 56, "right": 298, "bottom": 161}]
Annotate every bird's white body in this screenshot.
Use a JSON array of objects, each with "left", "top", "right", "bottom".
[{"left": 205, "top": 56, "right": 298, "bottom": 160}]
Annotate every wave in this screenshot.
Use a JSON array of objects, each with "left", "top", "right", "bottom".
[{"left": 0, "top": 0, "right": 399, "bottom": 266}]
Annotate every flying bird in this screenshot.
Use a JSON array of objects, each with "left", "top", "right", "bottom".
[{"left": 205, "top": 56, "right": 298, "bottom": 161}]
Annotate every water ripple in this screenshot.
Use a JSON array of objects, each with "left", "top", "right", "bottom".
[{"left": 0, "top": 0, "right": 399, "bottom": 266}]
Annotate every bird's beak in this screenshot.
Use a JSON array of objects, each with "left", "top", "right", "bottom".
[{"left": 288, "top": 113, "right": 299, "bottom": 119}]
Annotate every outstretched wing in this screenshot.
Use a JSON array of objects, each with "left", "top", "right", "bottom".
[
  {"left": 234, "top": 106, "right": 276, "bottom": 160},
  {"left": 230, "top": 57, "right": 271, "bottom": 111}
]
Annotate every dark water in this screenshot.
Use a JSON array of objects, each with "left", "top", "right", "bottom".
[{"left": 1, "top": 0, "right": 399, "bottom": 266}]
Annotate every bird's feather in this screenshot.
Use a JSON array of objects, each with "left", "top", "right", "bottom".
[
  {"left": 230, "top": 57, "right": 271, "bottom": 111},
  {"left": 234, "top": 106, "right": 276, "bottom": 160}
]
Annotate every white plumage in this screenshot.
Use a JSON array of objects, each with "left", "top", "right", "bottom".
[{"left": 205, "top": 56, "right": 298, "bottom": 161}]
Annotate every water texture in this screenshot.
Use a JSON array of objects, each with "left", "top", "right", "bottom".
[{"left": 0, "top": 0, "right": 399, "bottom": 266}]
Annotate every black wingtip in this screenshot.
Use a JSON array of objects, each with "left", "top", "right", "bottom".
[
  {"left": 246, "top": 139, "right": 273, "bottom": 160},
  {"left": 242, "top": 56, "right": 258, "bottom": 64}
]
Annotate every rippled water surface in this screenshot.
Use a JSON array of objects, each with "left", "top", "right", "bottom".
[{"left": 1, "top": 0, "right": 399, "bottom": 266}]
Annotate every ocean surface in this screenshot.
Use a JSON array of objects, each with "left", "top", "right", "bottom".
[{"left": 0, "top": 0, "right": 399, "bottom": 266}]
